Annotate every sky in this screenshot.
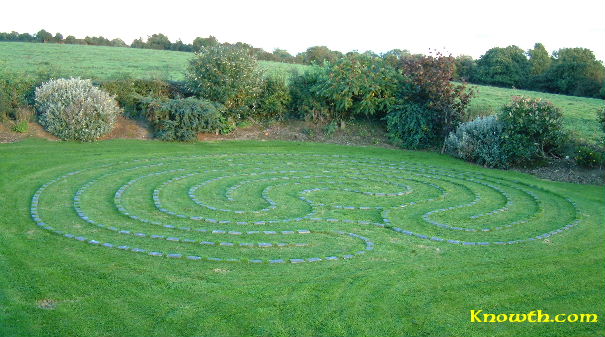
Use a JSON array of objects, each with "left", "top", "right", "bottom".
[{"left": 1, "top": 0, "right": 604, "bottom": 61}]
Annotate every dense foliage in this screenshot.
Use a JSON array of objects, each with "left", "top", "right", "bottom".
[
  {"left": 289, "top": 68, "right": 331, "bottom": 121},
  {"left": 100, "top": 79, "right": 178, "bottom": 118},
  {"left": 35, "top": 78, "right": 120, "bottom": 141},
  {"left": 315, "top": 54, "right": 400, "bottom": 123},
  {"left": 387, "top": 53, "right": 474, "bottom": 149},
  {"left": 498, "top": 96, "right": 565, "bottom": 166},
  {"left": 186, "top": 45, "right": 263, "bottom": 120},
  {"left": 255, "top": 77, "right": 291, "bottom": 121},
  {"left": 473, "top": 46, "right": 531, "bottom": 88},
  {"left": 142, "top": 97, "right": 227, "bottom": 141},
  {"left": 0, "top": 73, "right": 38, "bottom": 121},
  {"left": 445, "top": 116, "right": 508, "bottom": 168}
]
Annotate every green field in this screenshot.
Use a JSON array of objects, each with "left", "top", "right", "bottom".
[
  {"left": 0, "top": 139, "right": 603, "bottom": 337},
  {"left": 0, "top": 42, "right": 307, "bottom": 80},
  {"left": 1, "top": 42, "right": 603, "bottom": 143},
  {"left": 467, "top": 84, "right": 604, "bottom": 144}
]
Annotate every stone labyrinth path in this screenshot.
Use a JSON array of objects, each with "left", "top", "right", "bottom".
[{"left": 30, "top": 153, "right": 580, "bottom": 264}]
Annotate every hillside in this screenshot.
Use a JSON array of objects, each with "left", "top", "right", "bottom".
[{"left": 1, "top": 42, "right": 602, "bottom": 143}]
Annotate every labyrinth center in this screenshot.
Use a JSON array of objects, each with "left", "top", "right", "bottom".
[{"left": 30, "top": 153, "right": 580, "bottom": 264}]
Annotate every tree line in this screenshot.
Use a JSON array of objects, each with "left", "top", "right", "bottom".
[{"left": 1, "top": 30, "right": 603, "bottom": 98}]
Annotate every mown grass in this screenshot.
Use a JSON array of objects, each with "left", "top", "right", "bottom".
[{"left": 0, "top": 138, "right": 603, "bottom": 337}]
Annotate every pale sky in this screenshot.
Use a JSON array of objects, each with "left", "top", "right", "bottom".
[{"left": 1, "top": 0, "right": 604, "bottom": 61}]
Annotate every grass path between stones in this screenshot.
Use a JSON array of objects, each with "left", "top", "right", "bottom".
[{"left": 0, "top": 139, "right": 603, "bottom": 337}]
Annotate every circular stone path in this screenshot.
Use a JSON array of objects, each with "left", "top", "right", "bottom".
[{"left": 30, "top": 153, "right": 580, "bottom": 264}]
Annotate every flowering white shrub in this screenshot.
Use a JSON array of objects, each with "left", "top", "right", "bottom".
[{"left": 35, "top": 78, "right": 120, "bottom": 141}]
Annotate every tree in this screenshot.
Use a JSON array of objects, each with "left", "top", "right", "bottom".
[
  {"left": 35, "top": 29, "right": 53, "bottom": 43},
  {"left": 381, "top": 49, "right": 411, "bottom": 67},
  {"left": 298, "top": 46, "right": 343, "bottom": 65},
  {"left": 192, "top": 36, "right": 219, "bottom": 51},
  {"left": 272, "top": 49, "right": 294, "bottom": 63},
  {"left": 130, "top": 38, "right": 146, "bottom": 49},
  {"left": 527, "top": 43, "right": 551, "bottom": 76},
  {"left": 453, "top": 55, "right": 476, "bottom": 81},
  {"left": 474, "top": 46, "right": 531, "bottom": 88},
  {"left": 53, "top": 33, "right": 63, "bottom": 43},
  {"left": 111, "top": 38, "right": 127, "bottom": 47},
  {"left": 542, "top": 48, "right": 605, "bottom": 98},
  {"left": 145, "top": 33, "right": 171, "bottom": 50}
]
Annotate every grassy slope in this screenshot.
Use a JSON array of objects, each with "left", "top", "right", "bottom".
[
  {"left": 1, "top": 42, "right": 602, "bottom": 142},
  {"left": 0, "top": 139, "right": 603, "bottom": 337},
  {"left": 468, "top": 84, "right": 604, "bottom": 144},
  {"left": 0, "top": 42, "right": 306, "bottom": 80}
]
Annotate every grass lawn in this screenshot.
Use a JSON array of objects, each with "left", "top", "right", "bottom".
[{"left": 0, "top": 138, "right": 603, "bottom": 337}]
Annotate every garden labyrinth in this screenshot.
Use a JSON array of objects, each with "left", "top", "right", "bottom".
[{"left": 30, "top": 153, "right": 581, "bottom": 264}]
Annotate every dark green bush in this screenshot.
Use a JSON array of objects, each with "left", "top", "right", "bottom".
[
  {"left": 186, "top": 45, "right": 262, "bottom": 120},
  {"left": 314, "top": 53, "right": 400, "bottom": 123},
  {"left": 143, "top": 97, "right": 227, "bottom": 141},
  {"left": 385, "top": 102, "right": 437, "bottom": 149},
  {"left": 575, "top": 146, "right": 604, "bottom": 169},
  {"left": 289, "top": 68, "right": 331, "bottom": 121},
  {"left": 100, "top": 79, "right": 177, "bottom": 118},
  {"left": 255, "top": 77, "right": 291, "bottom": 121},
  {"left": 0, "top": 74, "right": 39, "bottom": 121},
  {"left": 499, "top": 96, "right": 565, "bottom": 166},
  {"left": 445, "top": 116, "right": 509, "bottom": 168}
]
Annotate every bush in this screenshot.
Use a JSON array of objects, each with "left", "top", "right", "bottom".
[
  {"left": 100, "top": 79, "right": 177, "bottom": 118},
  {"left": 498, "top": 96, "right": 565, "bottom": 166},
  {"left": 143, "top": 97, "right": 227, "bottom": 141},
  {"left": 255, "top": 77, "right": 291, "bottom": 121},
  {"left": 445, "top": 116, "right": 509, "bottom": 168},
  {"left": 394, "top": 53, "right": 474, "bottom": 148},
  {"left": 313, "top": 53, "right": 400, "bottom": 123},
  {"left": 385, "top": 102, "right": 437, "bottom": 149},
  {"left": 289, "top": 68, "right": 331, "bottom": 121},
  {"left": 0, "top": 73, "right": 39, "bottom": 121},
  {"left": 575, "top": 146, "right": 604, "bottom": 169},
  {"left": 11, "top": 120, "right": 29, "bottom": 133},
  {"left": 35, "top": 78, "right": 120, "bottom": 141},
  {"left": 186, "top": 45, "right": 262, "bottom": 120}
]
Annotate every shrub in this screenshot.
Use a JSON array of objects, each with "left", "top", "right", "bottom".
[
  {"left": 575, "top": 146, "right": 604, "bottom": 169},
  {"left": 0, "top": 73, "right": 39, "bottom": 121},
  {"left": 385, "top": 102, "right": 437, "bottom": 149},
  {"left": 289, "top": 68, "right": 331, "bottom": 121},
  {"left": 255, "top": 77, "right": 291, "bottom": 121},
  {"left": 143, "top": 97, "right": 227, "bottom": 141},
  {"left": 35, "top": 78, "right": 120, "bottom": 141},
  {"left": 313, "top": 53, "right": 400, "bottom": 123},
  {"left": 186, "top": 45, "right": 262, "bottom": 120},
  {"left": 11, "top": 120, "right": 29, "bottom": 133},
  {"left": 445, "top": 116, "right": 509, "bottom": 168},
  {"left": 498, "top": 96, "right": 565, "bottom": 166},
  {"left": 100, "top": 79, "right": 177, "bottom": 118},
  {"left": 394, "top": 52, "right": 474, "bottom": 148}
]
